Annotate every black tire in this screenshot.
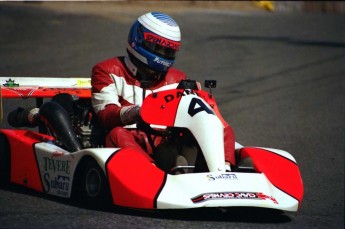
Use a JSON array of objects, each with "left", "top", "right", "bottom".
[
  {"left": 0, "top": 133, "right": 11, "bottom": 186},
  {"left": 78, "top": 159, "right": 110, "bottom": 206}
]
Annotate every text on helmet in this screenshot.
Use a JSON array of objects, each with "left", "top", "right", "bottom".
[{"left": 144, "top": 32, "right": 180, "bottom": 50}]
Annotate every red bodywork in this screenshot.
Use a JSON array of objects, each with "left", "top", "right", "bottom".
[
  {"left": 1, "top": 87, "right": 90, "bottom": 99},
  {"left": 106, "top": 148, "right": 166, "bottom": 209},
  {"left": 140, "top": 89, "right": 184, "bottom": 126},
  {"left": 0, "top": 129, "right": 54, "bottom": 191},
  {"left": 240, "top": 147, "right": 304, "bottom": 206}
]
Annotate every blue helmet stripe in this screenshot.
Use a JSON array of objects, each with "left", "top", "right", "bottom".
[{"left": 151, "top": 12, "right": 178, "bottom": 27}]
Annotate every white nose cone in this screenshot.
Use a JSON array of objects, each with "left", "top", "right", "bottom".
[{"left": 138, "top": 12, "right": 181, "bottom": 42}]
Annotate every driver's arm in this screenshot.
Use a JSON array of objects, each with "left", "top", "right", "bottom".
[{"left": 91, "top": 63, "right": 136, "bottom": 129}]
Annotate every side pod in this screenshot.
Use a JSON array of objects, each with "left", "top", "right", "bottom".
[
  {"left": 106, "top": 148, "right": 166, "bottom": 209},
  {"left": 238, "top": 147, "right": 304, "bottom": 207}
]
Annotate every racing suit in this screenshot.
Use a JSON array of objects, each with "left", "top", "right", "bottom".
[{"left": 91, "top": 56, "right": 235, "bottom": 165}]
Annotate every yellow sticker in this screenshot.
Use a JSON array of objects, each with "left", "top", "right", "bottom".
[{"left": 77, "top": 79, "right": 91, "bottom": 87}]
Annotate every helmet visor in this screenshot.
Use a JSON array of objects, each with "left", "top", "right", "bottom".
[{"left": 143, "top": 32, "right": 180, "bottom": 60}]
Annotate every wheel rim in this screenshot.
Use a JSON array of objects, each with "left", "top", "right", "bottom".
[{"left": 85, "top": 168, "right": 101, "bottom": 197}]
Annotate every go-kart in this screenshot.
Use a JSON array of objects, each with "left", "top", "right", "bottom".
[{"left": 0, "top": 77, "right": 303, "bottom": 211}]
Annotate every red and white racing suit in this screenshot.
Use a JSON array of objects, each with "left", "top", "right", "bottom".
[{"left": 91, "top": 56, "right": 235, "bottom": 165}]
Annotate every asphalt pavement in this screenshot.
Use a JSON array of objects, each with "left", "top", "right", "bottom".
[{"left": 0, "top": 2, "right": 344, "bottom": 229}]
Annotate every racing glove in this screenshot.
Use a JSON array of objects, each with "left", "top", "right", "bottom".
[{"left": 120, "top": 105, "right": 140, "bottom": 125}]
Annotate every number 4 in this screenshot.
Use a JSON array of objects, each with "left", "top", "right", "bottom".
[{"left": 188, "top": 98, "right": 214, "bottom": 117}]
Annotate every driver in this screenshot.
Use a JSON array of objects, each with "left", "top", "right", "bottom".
[{"left": 91, "top": 12, "right": 235, "bottom": 170}]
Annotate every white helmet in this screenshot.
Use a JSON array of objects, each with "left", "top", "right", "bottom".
[{"left": 127, "top": 12, "right": 181, "bottom": 80}]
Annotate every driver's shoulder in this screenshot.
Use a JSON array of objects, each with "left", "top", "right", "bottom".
[
  {"left": 165, "top": 67, "right": 187, "bottom": 83},
  {"left": 92, "top": 57, "right": 125, "bottom": 74}
]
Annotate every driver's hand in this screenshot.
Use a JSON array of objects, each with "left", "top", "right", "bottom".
[{"left": 120, "top": 105, "right": 140, "bottom": 125}]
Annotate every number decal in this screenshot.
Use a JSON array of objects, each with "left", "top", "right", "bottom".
[{"left": 188, "top": 98, "right": 214, "bottom": 117}]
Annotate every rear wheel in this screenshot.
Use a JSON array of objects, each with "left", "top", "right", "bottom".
[
  {"left": 0, "top": 133, "right": 10, "bottom": 186},
  {"left": 77, "top": 159, "right": 110, "bottom": 206}
]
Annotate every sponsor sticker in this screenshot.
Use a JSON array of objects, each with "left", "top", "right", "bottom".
[
  {"left": 144, "top": 32, "right": 180, "bottom": 50},
  {"left": 41, "top": 156, "right": 72, "bottom": 197},
  {"left": 43, "top": 174, "right": 70, "bottom": 196},
  {"left": 77, "top": 79, "right": 91, "bottom": 87},
  {"left": 153, "top": 57, "right": 172, "bottom": 67},
  {"left": 191, "top": 192, "right": 278, "bottom": 204},
  {"left": 36, "top": 149, "right": 75, "bottom": 198},
  {"left": 206, "top": 173, "right": 238, "bottom": 181}
]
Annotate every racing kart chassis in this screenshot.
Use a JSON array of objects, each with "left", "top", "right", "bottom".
[{"left": 0, "top": 77, "right": 304, "bottom": 212}]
